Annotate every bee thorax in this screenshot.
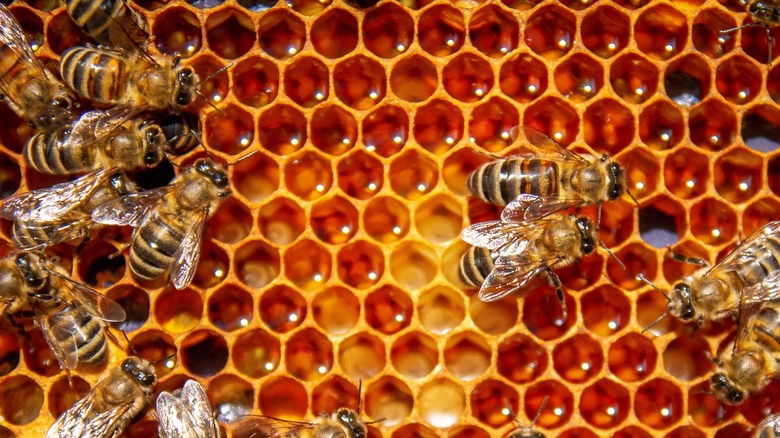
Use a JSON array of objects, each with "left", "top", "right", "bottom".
[{"left": 691, "top": 277, "right": 730, "bottom": 316}]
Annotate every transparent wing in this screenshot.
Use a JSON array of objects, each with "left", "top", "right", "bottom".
[
  {"left": 84, "top": 400, "right": 135, "bottom": 437},
  {"left": 756, "top": 414, "right": 780, "bottom": 437},
  {"left": 33, "top": 300, "right": 80, "bottom": 369},
  {"left": 461, "top": 219, "right": 544, "bottom": 256},
  {"left": 53, "top": 273, "right": 126, "bottom": 322},
  {"left": 230, "top": 416, "right": 314, "bottom": 438},
  {"left": 46, "top": 389, "right": 99, "bottom": 437},
  {"left": 171, "top": 210, "right": 207, "bottom": 290},
  {"left": 502, "top": 195, "right": 585, "bottom": 223},
  {"left": 0, "top": 169, "right": 114, "bottom": 222},
  {"left": 510, "top": 125, "right": 586, "bottom": 163},
  {"left": 0, "top": 5, "right": 48, "bottom": 89},
  {"left": 12, "top": 215, "right": 95, "bottom": 250},
  {"left": 157, "top": 392, "right": 202, "bottom": 438},
  {"left": 478, "top": 254, "right": 559, "bottom": 302},
  {"left": 80, "top": 0, "right": 149, "bottom": 52},
  {"left": 91, "top": 186, "right": 171, "bottom": 227},
  {"left": 179, "top": 379, "right": 218, "bottom": 437},
  {"left": 709, "top": 221, "right": 780, "bottom": 278},
  {"left": 730, "top": 272, "right": 780, "bottom": 353}
]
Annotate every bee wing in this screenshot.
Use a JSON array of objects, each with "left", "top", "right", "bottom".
[
  {"left": 756, "top": 414, "right": 780, "bottom": 436},
  {"left": 461, "top": 220, "right": 541, "bottom": 255},
  {"left": 157, "top": 390, "right": 213, "bottom": 438},
  {"left": 0, "top": 5, "right": 49, "bottom": 91},
  {"left": 709, "top": 221, "right": 780, "bottom": 276},
  {"left": 84, "top": 398, "right": 140, "bottom": 437},
  {"left": 501, "top": 194, "right": 584, "bottom": 222},
  {"left": 478, "top": 254, "right": 554, "bottom": 302},
  {"left": 91, "top": 186, "right": 171, "bottom": 227},
  {"left": 82, "top": 0, "right": 149, "bottom": 52},
  {"left": 0, "top": 169, "right": 115, "bottom": 222},
  {"left": 730, "top": 272, "right": 780, "bottom": 353},
  {"left": 230, "top": 415, "right": 314, "bottom": 438},
  {"left": 12, "top": 215, "right": 94, "bottom": 250},
  {"left": 30, "top": 297, "right": 80, "bottom": 369},
  {"left": 511, "top": 126, "right": 586, "bottom": 163},
  {"left": 55, "top": 273, "right": 126, "bottom": 322},
  {"left": 170, "top": 209, "right": 207, "bottom": 290},
  {"left": 179, "top": 379, "right": 219, "bottom": 437},
  {"left": 46, "top": 386, "right": 102, "bottom": 437}
]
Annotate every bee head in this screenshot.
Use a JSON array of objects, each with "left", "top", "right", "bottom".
[
  {"left": 174, "top": 66, "right": 198, "bottom": 108},
  {"left": 606, "top": 159, "right": 626, "bottom": 201},
  {"left": 669, "top": 283, "right": 695, "bottom": 321},
  {"left": 194, "top": 158, "right": 230, "bottom": 191},
  {"left": 710, "top": 372, "right": 744, "bottom": 405},
  {"left": 121, "top": 357, "right": 156, "bottom": 388},
  {"left": 334, "top": 408, "right": 367, "bottom": 438},
  {"left": 748, "top": 1, "right": 771, "bottom": 20},
  {"left": 574, "top": 217, "right": 597, "bottom": 255},
  {"left": 14, "top": 252, "right": 46, "bottom": 289},
  {"left": 141, "top": 124, "right": 165, "bottom": 167}
]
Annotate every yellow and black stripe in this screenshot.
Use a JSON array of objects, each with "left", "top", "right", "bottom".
[{"left": 467, "top": 157, "right": 559, "bottom": 206}]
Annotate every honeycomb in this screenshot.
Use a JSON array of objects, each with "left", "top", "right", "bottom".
[{"left": 0, "top": 0, "right": 779, "bottom": 436}]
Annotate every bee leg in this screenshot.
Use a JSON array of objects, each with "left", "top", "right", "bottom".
[
  {"left": 546, "top": 269, "right": 568, "bottom": 321},
  {"left": 666, "top": 248, "right": 710, "bottom": 268},
  {"left": 6, "top": 314, "right": 26, "bottom": 335}
]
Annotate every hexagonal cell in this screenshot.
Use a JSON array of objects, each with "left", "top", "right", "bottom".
[
  {"left": 469, "top": 4, "right": 519, "bottom": 58},
  {"left": 744, "top": 198, "right": 780, "bottom": 234},
  {"left": 714, "top": 147, "right": 762, "bottom": 204},
  {"left": 207, "top": 284, "right": 252, "bottom": 332},
  {"left": 391, "top": 331, "right": 438, "bottom": 379},
  {"left": 448, "top": 426, "right": 490, "bottom": 438},
  {"left": 690, "top": 197, "right": 738, "bottom": 245},
  {"left": 665, "top": 54, "right": 712, "bottom": 107},
  {"left": 311, "top": 8, "right": 358, "bottom": 59},
  {"left": 207, "top": 374, "right": 254, "bottom": 423},
  {"left": 337, "top": 151, "right": 383, "bottom": 200},
  {"left": 257, "top": 10, "right": 305, "bottom": 59},
  {"left": 442, "top": 149, "right": 490, "bottom": 198},
  {"left": 496, "top": 333, "right": 547, "bottom": 385},
  {"left": 418, "top": 5, "right": 465, "bottom": 57},
  {"left": 233, "top": 239, "right": 280, "bottom": 289},
  {"left": 285, "top": 327, "right": 333, "bottom": 381},
  {"left": 75, "top": 240, "right": 124, "bottom": 288},
  {"left": 579, "top": 378, "right": 631, "bottom": 429},
  {"left": 582, "top": 285, "right": 631, "bottom": 336},
  {"left": 232, "top": 328, "right": 280, "bottom": 378},
  {"left": 231, "top": 150, "right": 279, "bottom": 203},
  {"left": 687, "top": 381, "right": 738, "bottom": 427},
  {"left": 634, "top": 379, "right": 684, "bottom": 429},
  {"left": 45, "top": 10, "right": 91, "bottom": 55},
  {"left": 610, "top": 53, "right": 659, "bottom": 104},
  {"left": 153, "top": 7, "right": 201, "bottom": 58},
  {"left": 0, "top": 329, "right": 19, "bottom": 377},
  {"left": 0, "top": 153, "right": 21, "bottom": 200},
  {"left": 259, "top": 376, "right": 307, "bottom": 419},
  {"left": 204, "top": 104, "right": 253, "bottom": 155},
  {"left": 131, "top": 330, "right": 177, "bottom": 378},
  {"left": 283, "top": 239, "right": 331, "bottom": 290},
  {"left": 12, "top": 7, "right": 43, "bottom": 50},
  {"left": 692, "top": 8, "right": 738, "bottom": 59},
  {"left": 312, "top": 286, "right": 360, "bottom": 335},
  {"left": 363, "top": 104, "right": 409, "bottom": 157},
  {"left": 392, "top": 423, "right": 438, "bottom": 438},
  {"left": 524, "top": 5, "right": 576, "bottom": 59},
  {"left": 581, "top": 5, "right": 630, "bottom": 58},
  {"left": 471, "top": 379, "right": 518, "bottom": 428},
  {"left": 364, "top": 196, "right": 411, "bottom": 243},
  {"left": 469, "top": 293, "right": 518, "bottom": 336},
  {"left": 639, "top": 99, "right": 685, "bottom": 151},
  {"left": 312, "top": 376, "right": 358, "bottom": 416},
  {"left": 186, "top": 0, "right": 224, "bottom": 8},
  {"left": 740, "top": 19, "right": 780, "bottom": 65},
  {"left": 389, "top": 240, "right": 438, "bottom": 289},
  {"left": 363, "top": 3, "right": 414, "bottom": 58},
  {"left": 558, "top": 428, "right": 599, "bottom": 438},
  {"left": 583, "top": 98, "right": 635, "bottom": 155},
  {"left": 258, "top": 104, "right": 306, "bottom": 156},
  {"left": 620, "top": 146, "right": 660, "bottom": 200},
  {"left": 499, "top": 52, "right": 548, "bottom": 103},
  {"left": 22, "top": 328, "right": 59, "bottom": 377},
  {"left": 388, "top": 149, "right": 439, "bottom": 200},
  {"left": 232, "top": 56, "right": 279, "bottom": 108},
  {"left": 689, "top": 99, "right": 738, "bottom": 151},
  {"left": 742, "top": 104, "right": 780, "bottom": 153},
  {"left": 716, "top": 55, "right": 762, "bottom": 104},
  {"left": 389, "top": 55, "right": 437, "bottom": 103},
  {"left": 190, "top": 240, "right": 230, "bottom": 289},
  {"left": 286, "top": 0, "right": 329, "bottom": 14},
  {"left": 284, "top": 57, "right": 329, "bottom": 108},
  {"left": 613, "top": 426, "right": 653, "bottom": 438},
  {"left": 207, "top": 198, "right": 253, "bottom": 245},
  {"left": 599, "top": 200, "right": 635, "bottom": 248},
  {"left": 414, "top": 194, "right": 463, "bottom": 244},
  {"left": 607, "top": 242, "right": 660, "bottom": 290},
  {"left": 557, "top": 252, "right": 604, "bottom": 292},
  {"left": 336, "top": 240, "right": 384, "bottom": 289},
  {"left": 418, "top": 378, "right": 465, "bottom": 428},
  {"left": 442, "top": 330, "right": 491, "bottom": 381},
  {"left": 48, "top": 375, "right": 89, "bottom": 419},
  {"left": 442, "top": 53, "right": 494, "bottom": 103},
  {"left": 204, "top": 8, "right": 255, "bottom": 59},
  {"left": 364, "top": 376, "right": 413, "bottom": 426},
  {"left": 637, "top": 288, "right": 680, "bottom": 336},
  {"left": 525, "top": 380, "right": 574, "bottom": 428},
  {"left": 668, "top": 426, "right": 708, "bottom": 438},
  {"left": 414, "top": 99, "right": 464, "bottom": 155},
  {"left": 365, "top": 284, "right": 413, "bottom": 334},
  {"left": 635, "top": 5, "right": 688, "bottom": 60},
  {"left": 663, "top": 335, "right": 712, "bottom": 381},
  {"left": 257, "top": 197, "right": 305, "bottom": 245},
  {"left": 522, "top": 287, "right": 576, "bottom": 339},
  {"left": 0, "top": 375, "right": 42, "bottom": 425},
  {"left": 338, "top": 332, "right": 386, "bottom": 380},
  {"left": 608, "top": 333, "right": 657, "bottom": 382},
  {"left": 523, "top": 96, "right": 580, "bottom": 146},
  {"left": 468, "top": 96, "right": 519, "bottom": 153},
  {"left": 0, "top": 105, "right": 30, "bottom": 156},
  {"left": 310, "top": 195, "right": 358, "bottom": 244},
  {"left": 311, "top": 105, "right": 358, "bottom": 156},
  {"left": 554, "top": 53, "right": 604, "bottom": 102},
  {"left": 284, "top": 151, "right": 332, "bottom": 201},
  {"left": 155, "top": 287, "right": 202, "bottom": 334},
  {"left": 740, "top": 380, "right": 780, "bottom": 426},
  {"left": 639, "top": 195, "right": 687, "bottom": 248},
  {"left": 417, "top": 286, "right": 465, "bottom": 335},
  {"left": 552, "top": 334, "right": 604, "bottom": 384},
  {"left": 333, "top": 55, "right": 386, "bottom": 110}
]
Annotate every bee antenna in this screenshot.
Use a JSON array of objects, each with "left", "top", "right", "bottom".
[
  {"left": 596, "top": 201, "right": 603, "bottom": 231},
  {"left": 503, "top": 400, "right": 523, "bottom": 429},
  {"left": 637, "top": 274, "right": 670, "bottom": 301},
  {"left": 600, "top": 240, "right": 625, "bottom": 270},
  {"left": 196, "top": 63, "right": 233, "bottom": 86},
  {"left": 151, "top": 351, "right": 177, "bottom": 367},
  {"left": 196, "top": 141, "right": 215, "bottom": 160},
  {"left": 121, "top": 330, "right": 142, "bottom": 357},
  {"left": 641, "top": 309, "right": 670, "bottom": 334},
  {"left": 164, "top": 153, "right": 183, "bottom": 169},
  {"left": 225, "top": 150, "right": 259, "bottom": 168},
  {"left": 530, "top": 396, "right": 549, "bottom": 429},
  {"left": 357, "top": 379, "right": 362, "bottom": 415},
  {"left": 626, "top": 187, "right": 639, "bottom": 207},
  {"left": 194, "top": 89, "right": 226, "bottom": 117}
]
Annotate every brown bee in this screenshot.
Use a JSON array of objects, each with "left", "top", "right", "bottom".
[
  {"left": 158, "top": 111, "right": 202, "bottom": 156},
  {"left": 157, "top": 379, "right": 219, "bottom": 438},
  {"left": 65, "top": 0, "right": 150, "bottom": 51},
  {"left": 230, "top": 408, "right": 367, "bottom": 438},
  {"left": 506, "top": 397, "right": 547, "bottom": 438},
  {"left": 720, "top": 0, "right": 780, "bottom": 65},
  {"left": 46, "top": 356, "right": 156, "bottom": 437},
  {"left": 0, "top": 168, "right": 137, "bottom": 249},
  {"left": 0, "top": 4, "right": 75, "bottom": 129}
]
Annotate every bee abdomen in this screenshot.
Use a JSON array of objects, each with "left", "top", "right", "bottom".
[
  {"left": 60, "top": 47, "right": 127, "bottom": 104},
  {"left": 67, "top": 0, "right": 122, "bottom": 40},
  {"left": 129, "top": 217, "right": 183, "bottom": 281},
  {"left": 24, "top": 130, "right": 94, "bottom": 174},
  {"left": 51, "top": 306, "right": 108, "bottom": 365},
  {"left": 736, "top": 236, "right": 780, "bottom": 287},
  {"left": 12, "top": 221, "right": 51, "bottom": 249},
  {"left": 459, "top": 246, "right": 495, "bottom": 287},
  {"left": 467, "top": 158, "right": 558, "bottom": 206},
  {"left": 753, "top": 306, "right": 780, "bottom": 355}
]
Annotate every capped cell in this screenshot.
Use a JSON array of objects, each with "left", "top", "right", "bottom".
[
  {"left": 205, "top": 8, "right": 255, "bottom": 59},
  {"left": 581, "top": 5, "right": 630, "bottom": 58},
  {"left": 414, "top": 99, "right": 464, "bottom": 155},
  {"left": 469, "top": 4, "right": 519, "bottom": 58},
  {"left": 524, "top": 5, "right": 576, "bottom": 59},
  {"left": 363, "top": 104, "right": 409, "bottom": 157},
  {"left": 418, "top": 5, "right": 465, "bottom": 57},
  {"left": 499, "top": 52, "right": 548, "bottom": 103},
  {"left": 258, "top": 10, "right": 305, "bottom": 59},
  {"left": 363, "top": 3, "right": 415, "bottom": 58},
  {"left": 468, "top": 96, "right": 519, "bottom": 153},
  {"left": 284, "top": 57, "right": 329, "bottom": 108}
]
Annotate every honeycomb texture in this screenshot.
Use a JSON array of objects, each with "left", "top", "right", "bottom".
[{"left": 0, "top": 0, "right": 779, "bottom": 436}]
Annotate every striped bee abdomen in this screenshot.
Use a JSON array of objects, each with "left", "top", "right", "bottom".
[
  {"left": 129, "top": 215, "right": 184, "bottom": 281},
  {"left": 24, "top": 129, "right": 95, "bottom": 174},
  {"left": 49, "top": 303, "right": 108, "bottom": 365},
  {"left": 753, "top": 305, "right": 780, "bottom": 356},
  {"left": 60, "top": 47, "right": 128, "bottom": 104},
  {"left": 467, "top": 158, "right": 559, "bottom": 206},
  {"left": 459, "top": 246, "right": 495, "bottom": 288}
]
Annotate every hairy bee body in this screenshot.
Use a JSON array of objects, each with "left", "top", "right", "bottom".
[
  {"left": 60, "top": 45, "right": 198, "bottom": 112},
  {"left": 131, "top": 212, "right": 189, "bottom": 282},
  {"left": 66, "top": 0, "right": 149, "bottom": 50},
  {"left": 0, "top": 4, "right": 75, "bottom": 129},
  {"left": 158, "top": 111, "right": 202, "bottom": 156},
  {"left": 458, "top": 246, "right": 495, "bottom": 288},
  {"left": 468, "top": 157, "right": 562, "bottom": 206},
  {"left": 748, "top": 0, "right": 780, "bottom": 27},
  {"left": 35, "top": 292, "right": 109, "bottom": 366},
  {"left": 47, "top": 357, "right": 156, "bottom": 438},
  {"left": 231, "top": 408, "right": 367, "bottom": 438}
]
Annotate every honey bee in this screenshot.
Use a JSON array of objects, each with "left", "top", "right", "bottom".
[
  {"left": 65, "top": 0, "right": 150, "bottom": 51},
  {"left": 460, "top": 208, "right": 601, "bottom": 319},
  {"left": 230, "top": 408, "right": 367, "bottom": 438},
  {"left": 756, "top": 413, "right": 780, "bottom": 437},
  {"left": 47, "top": 356, "right": 156, "bottom": 437},
  {"left": 505, "top": 397, "right": 547, "bottom": 438},
  {"left": 467, "top": 126, "right": 630, "bottom": 224},
  {"left": 0, "top": 168, "right": 137, "bottom": 249},
  {"left": 157, "top": 379, "right": 219, "bottom": 438},
  {"left": 24, "top": 109, "right": 165, "bottom": 175},
  {"left": 59, "top": 44, "right": 200, "bottom": 113},
  {"left": 0, "top": 251, "right": 125, "bottom": 370},
  {"left": 641, "top": 221, "right": 780, "bottom": 331},
  {"left": 158, "top": 111, "right": 202, "bottom": 156},
  {"left": 91, "top": 157, "right": 237, "bottom": 290},
  {"left": 720, "top": 0, "right": 779, "bottom": 65},
  {"left": 0, "top": 4, "right": 75, "bottom": 129}
]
